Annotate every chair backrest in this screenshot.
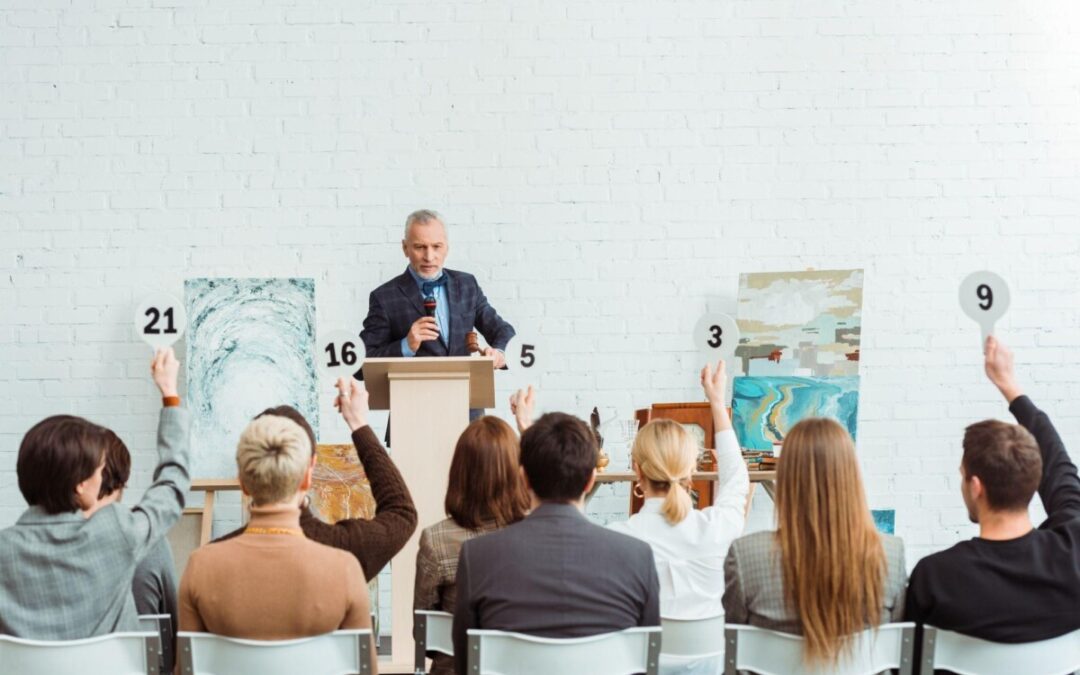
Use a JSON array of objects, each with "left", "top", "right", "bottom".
[
  {"left": 0, "top": 631, "right": 160, "bottom": 675},
  {"left": 724, "top": 623, "right": 916, "bottom": 675},
  {"left": 660, "top": 613, "right": 727, "bottom": 660},
  {"left": 920, "top": 626, "right": 1080, "bottom": 675},
  {"left": 415, "top": 610, "right": 454, "bottom": 673},
  {"left": 138, "top": 614, "right": 173, "bottom": 675},
  {"left": 466, "top": 626, "right": 661, "bottom": 675},
  {"left": 177, "top": 629, "right": 372, "bottom": 675}
]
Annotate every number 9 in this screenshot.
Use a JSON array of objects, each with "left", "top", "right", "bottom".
[{"left": 976, "top": 284, "right": 993, "bottom": 311}]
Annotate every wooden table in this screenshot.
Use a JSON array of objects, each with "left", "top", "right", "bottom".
[{"left": 591, "top": 469, "right": 778, "bottom": 502}]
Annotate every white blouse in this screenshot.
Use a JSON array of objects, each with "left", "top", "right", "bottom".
[{"left": 609, "top": 429, "right": 750, "bottom": 675}]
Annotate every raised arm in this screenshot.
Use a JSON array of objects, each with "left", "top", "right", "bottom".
[
  {"left": 701, "top": 360, "right": 750, "bottom": 517},
  {"left": 122, "top": 349, "right": 191, "bottom": 558},
  {"left": 985, "top": 337, "right": 1080, "bottom": 527},
  {"left": 299, "top": 378, "right": 418, "bottom": 579}
]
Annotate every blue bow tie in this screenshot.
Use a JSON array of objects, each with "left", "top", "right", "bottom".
[{"left": 421, "top": 276, "right": 447, "bottom": 296}]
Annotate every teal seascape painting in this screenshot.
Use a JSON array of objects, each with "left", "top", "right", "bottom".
[
  {"left": 872, "top": 509, "right": 896, "bottom": 535},
  {"left": 732, "top": 376, "right": 859, "bottom": 450}
]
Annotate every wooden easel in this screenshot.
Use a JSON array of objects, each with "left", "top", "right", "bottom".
[{"left": 190, "top": 479, "right": 250, "bottom": 545}]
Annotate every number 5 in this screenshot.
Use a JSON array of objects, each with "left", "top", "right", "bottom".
[{"left": 520, "top": 344, "right": 536, "bottom": 368}]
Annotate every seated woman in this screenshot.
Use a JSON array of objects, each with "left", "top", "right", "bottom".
[
  {"left": 0, "top": 348, "right": 189, "bottom": 639},
  {"left": 414, "top": 415, "right": 530, "bottom": 675},
  {"left": 723, "top": 416, "right": 907, "bottom": 666},
  {"left": 609, "top": 360, "right": 749, "bottom": 675},
  {"left": 215, "top": 377, "right": 417, "bottom": 582},
  {"left": 178, "top": 378, "right": 375, "bottom": 670}
]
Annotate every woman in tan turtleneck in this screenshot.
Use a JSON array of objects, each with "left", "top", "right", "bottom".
[{"left": 178, "top": 378, "right": 376, "bottom": 671}]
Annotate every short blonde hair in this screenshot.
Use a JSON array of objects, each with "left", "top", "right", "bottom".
[
  {"left": 235, "top": 415, "right": 312, "bottom": 506},
  {"left": 631, "top": 419, "right": 696, "bottom": 524}
]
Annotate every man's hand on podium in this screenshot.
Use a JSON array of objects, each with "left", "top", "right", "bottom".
[
  {"left": 482, "top": 346, "right": 506, "bottom": 369},
  {"left": 334, "top": 377, "right": 370, "bottom": 433},
  {"left": 510, "top": 385, "right": 536, "bottom": 434}
]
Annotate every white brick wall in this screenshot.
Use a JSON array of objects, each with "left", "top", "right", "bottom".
[{"left": 4, "top": 0, "right": 1080, "bottom": 623}]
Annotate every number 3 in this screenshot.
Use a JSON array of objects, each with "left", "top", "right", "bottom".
[{"left": 707, "top": 325, "right": 722, "bottom": 348}]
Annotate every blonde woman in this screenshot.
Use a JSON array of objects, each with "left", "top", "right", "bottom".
[
  {"left": 609, "top": 360, "right": 749, "bottom": 675},
  {"left": 179, "top": 378, "right": 376, "bottom": 672},
  {"left": 723, "top": 417, "right": 906, "bottom": 666}
]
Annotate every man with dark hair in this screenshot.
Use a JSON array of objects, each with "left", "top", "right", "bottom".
[
  {"left": 452, "top": 409, "right": 660, "bottom": 674},
  {"left": 97, "top": 430, "right": 180, "bottom": 674},
  {"left": 905, "top": 337, "right": 1080, "bottom": 642}
]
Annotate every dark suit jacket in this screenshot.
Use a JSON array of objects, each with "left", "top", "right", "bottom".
[
  {"left": 452, "top": 503, "right": 661, "bottom": 674},
  {"left": 360, "top": 267, "right": 515, "bottom": 359}
]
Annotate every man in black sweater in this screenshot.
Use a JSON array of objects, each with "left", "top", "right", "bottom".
[{"left": 905, "top": 336, "right": 1080, "bottom": 642}]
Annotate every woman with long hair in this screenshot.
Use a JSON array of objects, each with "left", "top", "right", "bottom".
[
  {"left": 610, "top": 360, "right": 750, "bottom": 674},
  {"left": 723, "top": 417, "right": 907, "bottom": 665},
  {"left": 414, "top": 415, "right": 530, "bottom": 675}
]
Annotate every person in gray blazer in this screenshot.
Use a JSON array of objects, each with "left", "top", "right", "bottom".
[
  {"left": 0, "top": 348, "right": 190, "bottom": 640},
  {"left": 452, "top": 411, "right": 661, "bottom": 675},
  {"left": 723, "top": 417, "right": 907, "bottom": 666}
]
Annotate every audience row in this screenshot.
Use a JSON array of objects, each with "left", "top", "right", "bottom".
[{"left": 0, "top": 336, "right": 1077, "bottom": 675}]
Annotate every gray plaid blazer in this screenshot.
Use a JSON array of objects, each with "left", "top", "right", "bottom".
[
  {"left": 0, "top": 407, "right": 191, "bottom": 639},
  {"left": 360, "top": 268, "right": 515, "bottom": 359},
  {"left": 723, "top": 530, "right": 907, "bottom": 633}
]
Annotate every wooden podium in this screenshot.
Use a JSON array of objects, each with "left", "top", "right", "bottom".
[{"left": 363, "top": 356, "right": 496, "bottom": 673}]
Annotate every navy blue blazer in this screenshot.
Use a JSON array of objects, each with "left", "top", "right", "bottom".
[{"left": 360, "top": 267, "right": 515, "bottom": 359}]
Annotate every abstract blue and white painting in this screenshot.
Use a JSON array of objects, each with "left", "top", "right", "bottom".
[
  {"left": 732, "top": 376, "right": 859, "bottom": 450},
  {"left": 185, "top": 278, "right": 318, "bottom": 478}
]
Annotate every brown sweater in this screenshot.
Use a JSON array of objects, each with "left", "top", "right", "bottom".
[
  {"left": 179, "top": 505, "right": 370, "bottom": 639},
  {"left": 216, "top": 425, "right": 417, "bottom": 580}
]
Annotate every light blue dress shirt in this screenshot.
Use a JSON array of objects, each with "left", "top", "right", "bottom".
[{"left": 400, "top": 267, "right": 449, "bottom": 357}]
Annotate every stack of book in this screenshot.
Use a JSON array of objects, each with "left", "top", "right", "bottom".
[{"left": 742, "top": 450, "right": 778, "bottom": 471}]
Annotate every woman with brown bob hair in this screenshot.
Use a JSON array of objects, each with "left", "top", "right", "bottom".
[
  {"left": 723, "top": 417, "right": 907, "bottom": 666},
  {"left": 414, "top": 416, "right": 529, "bottom": 675}
]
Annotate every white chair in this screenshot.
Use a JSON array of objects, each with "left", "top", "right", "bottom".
[
  {"left": 660, "top": 613, "right": 727, "bottom": 662},
  {"left": 0, "top": 631, "right": 161, "bottom": 675},
  {"left": 919, "top": 626, "right": 1080, "bottom": 675},
  {"left": 723, "top": 622, "right": 916, "bottom": 675},
  {"left": 138, "top": 614, "right": 172, "bottom": 675},
  {"left": 414, "top": 609, "right": 454, "bottom": 674},
  {"left": 466, "top": 626, "right": 661, "bottom": 675},
  {"left": 177, "top": 629, "right": 373, "bottom": 675}
]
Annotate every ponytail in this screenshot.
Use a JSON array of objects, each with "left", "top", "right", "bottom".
[{"left": 659, "top": 478, "right": 692, "bottom": 525}]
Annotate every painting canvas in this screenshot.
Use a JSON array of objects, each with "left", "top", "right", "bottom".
[
  {"left": 185, "top": 278, "right": 318, "bottom": 478},
  {"left": 735, "top": 269, "right": 863, "bottom": 377},
  {"left": 310, "top": 443, "right": 377, "bottom": 524},
  {"left": 732, "top": 376, "right": 859, "bottom": 450},
  {"left": 872, "top": 509, "right": 896, "bottom": 535}
]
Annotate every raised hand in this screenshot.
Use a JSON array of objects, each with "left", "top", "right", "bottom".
[
  {"left": 334, "top": 377, "right": 370, "bottom": 432},
  {"left": 151, "top": 348, "right": 179, "bottom": 398},
  {"left": 509, "top": 385, "right": 536, "bottom": 434},
  {"left": 984, "top": 336, "right": 1022, "bottom": 403},
  {"left": 700, "top": 359, "right": 732, "bottom": 432}
]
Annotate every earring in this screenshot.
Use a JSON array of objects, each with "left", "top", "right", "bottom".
[{"left": 633, "top": 482, "right": 645, "bottom": 499}]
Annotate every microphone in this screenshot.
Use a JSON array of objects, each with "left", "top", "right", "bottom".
[{"left": 423, "top": 296, "right": 437, "bottom": 318}]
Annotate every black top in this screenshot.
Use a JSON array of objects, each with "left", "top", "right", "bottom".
[{"left": 904, "top": 395, "right": 1080, "bottom": 642}]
